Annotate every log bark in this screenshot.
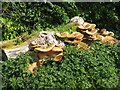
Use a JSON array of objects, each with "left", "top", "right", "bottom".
[
  {"left": 2, "top": 31, "right": 64, "bottom": 60},
  {"left": 2, "top": 44, "right": 29, "bottom": 60}
]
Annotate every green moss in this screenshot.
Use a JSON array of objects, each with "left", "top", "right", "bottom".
[
  {"left": 48, "top": 24, "right": 77, "bottom": 33},
  {"left": 2, "top": 32, "right": 39, "bottom": 49}
]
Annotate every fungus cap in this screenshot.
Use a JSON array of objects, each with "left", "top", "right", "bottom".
[
  {"left": 52, "top": 47, "right": 63, "bottom": 52},
  {"left": 102, "top": 36, "right": 114, "bottom": 42},
  {"left": 53, "top": 52, "right": 63, "bottom": 61},
  {"left": 87, "top": 24, "right": 96, "bottom": 30},
  {"left": 101, "top": 30, "right": 114, "bottom": 37},
  {"left": 75, "top": 33, "right": 84, "bottom": 40},
  {"left": 27, "top": 62, "right": 37, "bottom": 73},
  {"left": 78, "top": 22, "right": 96, "bottom": 30},
  {"left": 73, "top": 39, "right": 83, "bottom": 43},
  {"left": 67, "top": 32, "right": 81, "bottom": 38},
  {"left": 96, "top": 34, "right": 104, "bottom": 40},
  {"left": 56, "top": 32, "right": 69, "bottom": 38},
  {"left": 65, "top": 39, "right": 82, "bottom": 43},
  {"left": 77, "top": 25, "right": 85, "bottom": 29},
  {"left": 86, "top": 29, "right": 99, "bottom": 35},
  {"left": 89, "top": 33, "right": 102, "bottom": 40},
  {"left": 108, "top": 40, "right": 115, "bottom": 44},
  {"left": 101, "top": 31, "right": 110, "bottom": 36},
  {"left": 108, "top": 32, "right": 114, "bottom": 37},
  {"left": 34, "top": 43, "right": 56, "bottom": 52},
  {"left": 77, "top": 22, "right": 90, "bottom": 29},
  {"left": 83, "top": 22, "right": 90, "bottom": 27},
  {"left": 27, "top": 60, "right": 42, "bottom": 73}
]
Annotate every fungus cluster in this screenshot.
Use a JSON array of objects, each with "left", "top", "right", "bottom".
[
  {"left": 27, "top": 16, "right": 115, "bottom": 73},
  {"left": 27, "top": 43, "right": 64, "bottom": 73},
  {"left": 77, "top": 22, "right": 115, "bottom": 44},
  {"left": 56, "top": 32, "right": 84, "bottom": 43}
]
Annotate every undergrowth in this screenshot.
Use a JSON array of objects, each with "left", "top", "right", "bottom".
[
  {"left": 2, "top": 2, "right": 120, "bottom": 40},
  {"left": 2, "top": 41, "right": 120, "bottom": 89}
]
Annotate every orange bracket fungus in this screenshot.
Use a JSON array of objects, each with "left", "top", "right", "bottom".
[
  {"left": 101, "top": 29, "right": 114, "bottom": 36},
  {"left": 101, "top": 36, "right": 115, "bottom": 44},
  {"left": 75, "top": 16, "right": 115, "bottom": 44},
  {"left": 56, "top": 32, "right": 69, "bottom": 38},
  {"left": 78, "top": 22, "right": 96, "bottom": 30},
  {"left": 27, "top": 43, "right": 64, "bottom": 73},
  {"left": 27, "top": 60, "right": 42, "bottom": 73},
  {"left": 67, "top": 32, "right": 81, "bottom": 38},
  {"left": 85, "top": 28, "right": 99, "bottom": 35},
  {"left": 27, "top": 16, "right": 116, "bottom": 73},
  {"left": 34, "top": 43, "right": 56, "bottom": 52},
  {"left": 56, "top": 32, "right": 84, "bottom": 44}
]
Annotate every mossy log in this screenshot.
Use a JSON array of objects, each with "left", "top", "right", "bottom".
[
  {"left": 2, "top": 44, "right": 30, "bottom": 60},
  {"left": 1, "top": 31, "right": 65, "bottom": 60}
]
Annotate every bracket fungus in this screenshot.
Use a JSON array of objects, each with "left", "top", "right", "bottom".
[
  {"left": 56, "top": 32, "right": 69, "bottom": 38},
  {"left": 56, "top": 31, "right": 84, "bottom": 44},
  {"left": 27, "top": 43, "right": 64, "bottom": 73},
  {"left": 78, "top": 22, "right": 96, "bottom": 30},
  {"left": 27, "top": 60, "right": 42, "bottom": 73},
  {"left": 85, "top": 28, "right": 99, "bottom": 35},
  {"left": 34, "top": 43, "right": 56, "bottom": 52},
  {"left": 75, "top": 34, "right": 84, "bottom": 40},
  {"left": 26, "top": 16, "right": 116, "bottom": 73},
  {"left": 101, "top": 29, "right": 114, "bottom": 36},
  {"left": 101, "top": 36, "right": 115, "bottom": 44},
  {"left": 89, "top": 34, "right": 103, "bottom": 41},
  {"left": 75, "top": 16, "right": 115, "bottom": 45},
  {"left": 52, "top": 47, "right": 63, "bottom": 52},
  {"left": 67, "top": 32, "right": 82, "bottom": 38}
]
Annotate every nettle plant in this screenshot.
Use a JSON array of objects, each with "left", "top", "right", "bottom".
[{"left": 2, "top": 41, "right": 120, "bottom": 89}]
